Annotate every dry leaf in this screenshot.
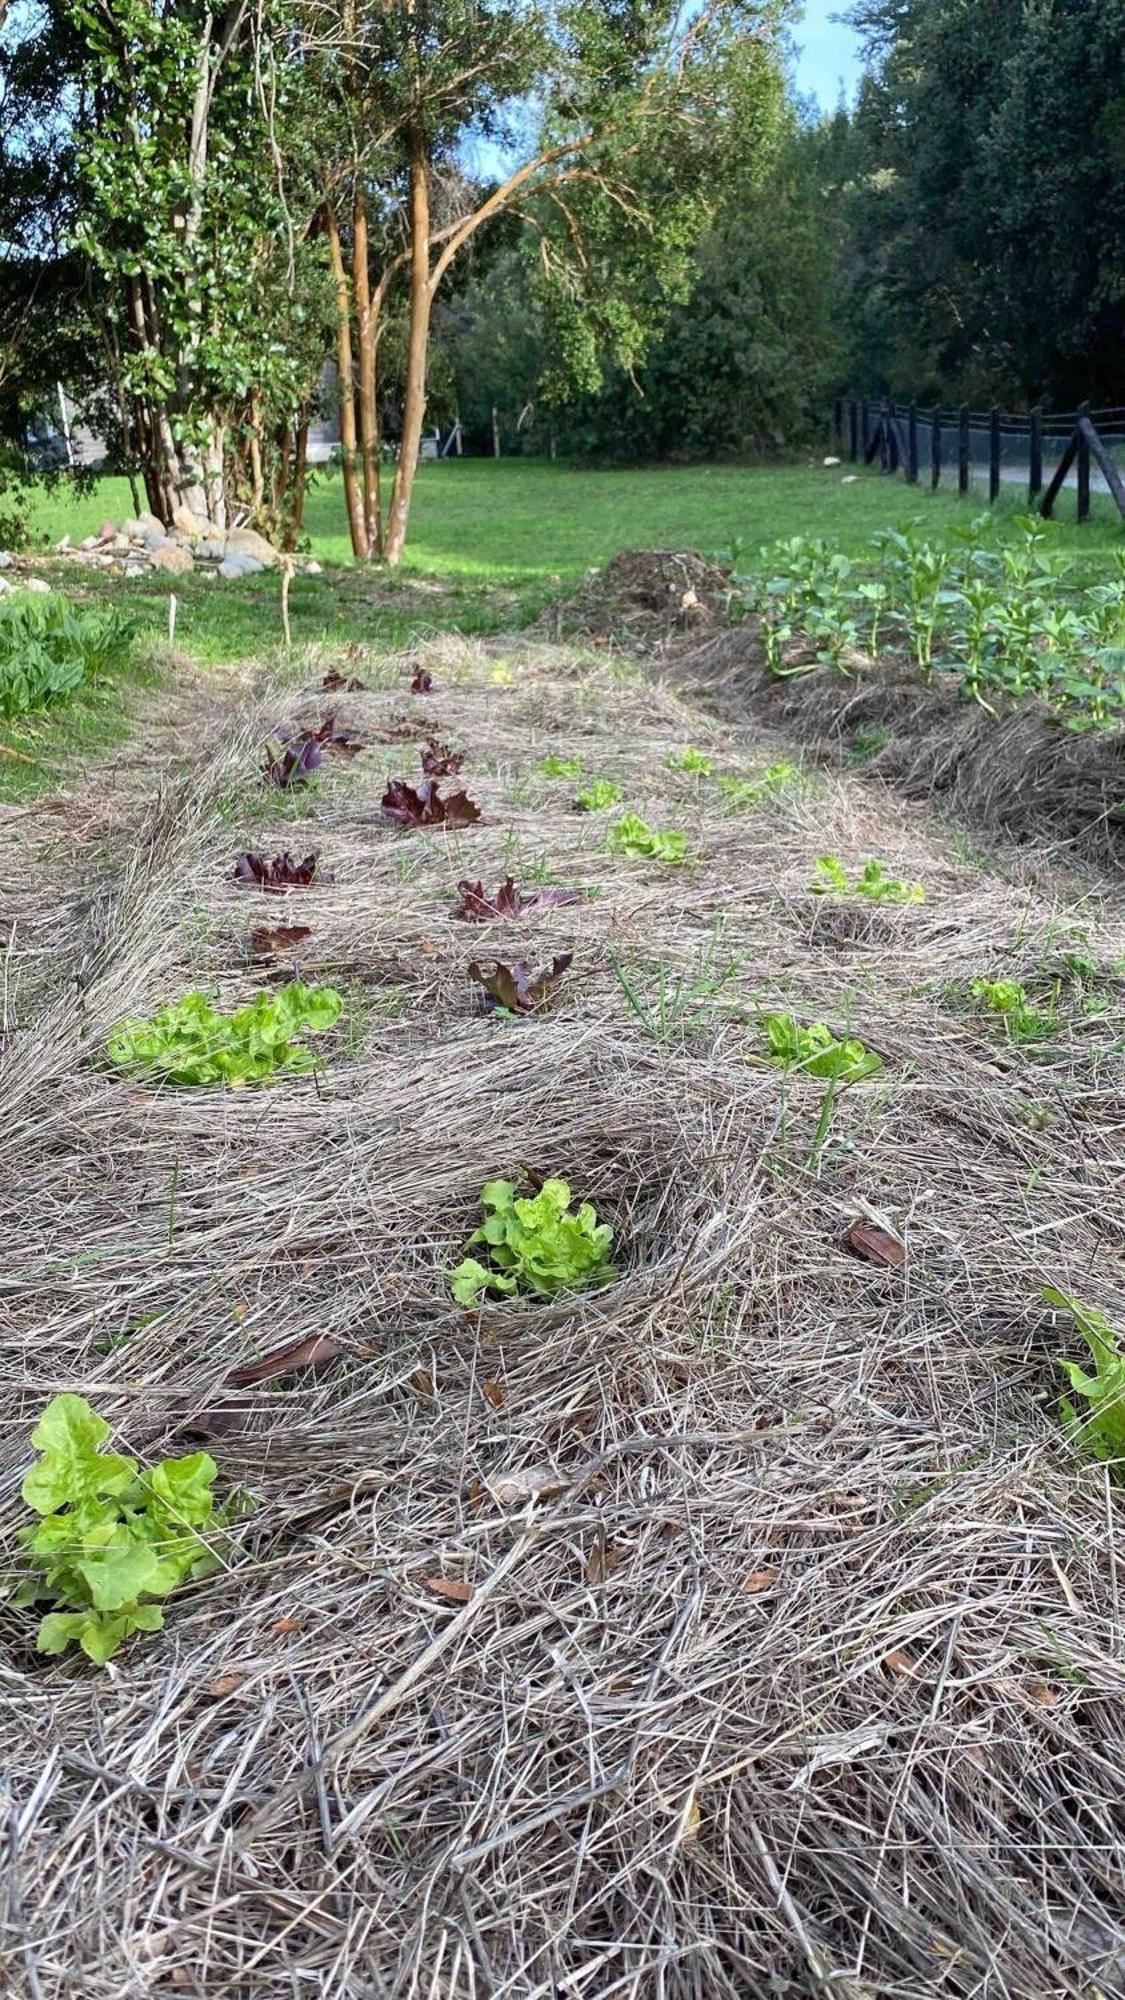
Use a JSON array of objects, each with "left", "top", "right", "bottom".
[
  {"left": 743, "top": 1569, "right": 777, "bottom": 1594},
  {"left": 481, "top": 1379, "right": 505, "bottom": 1410},
  {"left": 843, "top": 1221, "right": 906, "bottom": 1268},
  {"left": 487, "top": 1465, "right": 566, "bottom": 1508},
  {"left": 227, "top": 1331, "right": 344, "bottom": 1387},
  {"left": 423, "top": 1576, "right": 473, "bottom": 1604},
  {"left": 273, "top": 1617, "right": 304, "bottom": 1634},
  {"left": 207, "top": 1672, "right": 247, "bottom": 1699},
  {"left": 883, "top": 1649, "right": 916, "bottom": 1677},
  {"left": 410, "top": 1368, "right": 436, "bottom": 1400},
  {"left": 249, "top": 923, "right": 313, "bottom": 960},
  {"left": 585, "top": 1535, "right": 623, "bottom": 1586},
  {"left": 1027, "top": 1682, "right": 1059, "bottom": 1707}
]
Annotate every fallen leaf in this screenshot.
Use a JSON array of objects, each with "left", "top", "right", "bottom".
[
  {"left": 487, "top": 1465, "right": 566, "bottom": 1508},
  {"left": 843, "top": 1221, "right": 906, "bottom": 1268},
  {"left": 743, "top": 1569, "right": 777, "bottom": 1594},
  {"left": 423, "top": 1576, "right": 473, "bottom": 1603},
  {"left": 250, "top": 923, "right": 313, "bottom": 959},
  {"left": 883, "top": 1648, "right": 916, "bottom": 1677},
  {"left": 481, "top": 1379, "right": 505, "bottom": 1409},
  {"left": 273, "top": 1617, "right": 305, "bottom": 1634},
  {"left": 227, "top": 1332, "right": 345, "bottom": 1387},
  {"left": 1027, "top": 1682, "right": 1059, "bottom": 1707},
  {"left": 410, "top": 1368, "right": 436, "bottom": 1400},
  {"left": 207, "top": 1672, "right": 248, "bottom": 1699}
]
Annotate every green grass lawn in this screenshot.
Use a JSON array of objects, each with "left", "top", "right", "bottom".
[{"left": 27, "top": 455, "right": 1125, "bottom": 584}]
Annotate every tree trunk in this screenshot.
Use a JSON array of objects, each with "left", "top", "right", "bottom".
[
  {"left": 287, "top": 416, "right": 310, "bottom": 548},
  {"left": 353, "top": 188, "right": 382, "bottom": 556},
  {"left": 325, "top": 204, "right": 369, "bottom": 561},
  {"left": 384, "top": 133, "right": 431, "bottom": 568}
]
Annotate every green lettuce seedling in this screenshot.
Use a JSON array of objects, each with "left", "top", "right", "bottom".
[
  {"left": 970, "top": 977, "right": 1051, "bottom": 1043},
  {"left": 666, "top": 746, "right": 713, "bottom": 775},
  {"left": 452, "top": 1177, "right": 615, "bottom": 1305},
  {"left": 539, "top": 753, "right": 582, "bottom": 779},
  {"left": 1045, "top": 1288, "right": 1125, "bottom": 1471},
  {"left": 812, "top": 856, "right": 924, "bottom": 903},
  {"left": 607, "top": 814, "right": 687, "bottom": 863},
  {"left": 716, "top": 763, "right": 802, "bottom": 812},
  {"left": 574, "top": 779, "right": 623, "bottom": 812},
  {"left": 107, "top": 982, "right": 342, "bottom": 1086},
  {"left": 16, "top": 1394, "right": 224, "bottom": 1665},
  {"left": 762, "top": 1012, "right": 883, "bottom": 1081}
]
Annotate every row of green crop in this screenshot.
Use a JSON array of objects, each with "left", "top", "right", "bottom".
[{"left": 0, "top": 592, "right": 135, "bottom": 719}]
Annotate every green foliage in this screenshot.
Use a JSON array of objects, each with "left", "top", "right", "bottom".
[
  {"left": 762, "top": 1012, "right": 883, "bottom": 1082},
  {"left": 812, "top": 855, "right": 924, "bottom": 904},
  {"left": 0, "top": 593, "right": 135, "bottom": 719},
  {"left": 716, "top": 762, "right": 802, "bottom": 811},
  {"left": 666, "top": 746, "right": 713, "bottom": 774},
  {"left": 970, "top": 978, "right": 1053, "bottom": 1044},
  {"left": 16, "top": 1393, "right": 222, "bottom": 1665},
  {"left": 540, "top": 752, "right": 583, "bottom": 778},
  {"left": 612, "top": 925, "right": 741, "bottom": 1043},
  {"left": 606, "top": 813, "right": 686, "bottom": 863},
  {"left": 1045, "top": 1289, "right": 1125, "bottom": 1472},
  {"left": 451, "top": 1177, "right": 615, "bottom": 1305},
  {"left": 107, "top": 982, "right": 342, "bottom": 1086},
  {"left": 574, "top": 778, "right": 623, "bottom": 812}
]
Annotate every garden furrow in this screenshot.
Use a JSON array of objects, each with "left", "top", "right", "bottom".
[{"left": 2, "top": 632, "right": 1124, "bottom": 1999}]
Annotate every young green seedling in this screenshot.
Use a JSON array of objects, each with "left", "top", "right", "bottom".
[{"left": 451, "top": 1177, "right": 615, "bottom": 1305}]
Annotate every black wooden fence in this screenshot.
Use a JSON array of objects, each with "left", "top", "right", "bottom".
[{"left": 833, "top": 396, "right": 1125, "bottom": 524}]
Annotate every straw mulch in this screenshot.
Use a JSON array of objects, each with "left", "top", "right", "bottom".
[{"left": 2, "top": 631, "right": 1125, "bottom": 1998}]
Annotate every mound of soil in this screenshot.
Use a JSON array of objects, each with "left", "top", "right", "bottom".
[{"left": 551, "top": 548, "right": 732, "bottom": 653}]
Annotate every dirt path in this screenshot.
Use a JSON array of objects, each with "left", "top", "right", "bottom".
[{"left": 2, "top": 632, "right": 1124, "bottom": 1998}]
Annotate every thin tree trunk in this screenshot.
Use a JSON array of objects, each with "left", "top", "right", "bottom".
[
  {"left": 385, "top": 132, "right": 431, "bottom": 567},
  {"left": 248, "top": 391, "right": 265, "bottom": 515},
  {"left": 288, "top": 415, "right": 310, "bottom": 548},
  {"left": 353, "top": 188, "right": 382, "bottom": 556},
  {"left": 325, "top": 204, "right": 369, "bottom": 561}
]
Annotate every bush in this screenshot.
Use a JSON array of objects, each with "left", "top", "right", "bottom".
[{"left": 0, "top": 592, "right": 135, "bottom": 719}]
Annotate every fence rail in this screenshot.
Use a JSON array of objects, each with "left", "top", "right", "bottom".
[{"left": 833, "top": 396, "right": 1125, "bottom": 524}]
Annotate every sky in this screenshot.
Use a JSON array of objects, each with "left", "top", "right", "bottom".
[{"left": 792, "top": 1, "right": 865, "bottom": 109}]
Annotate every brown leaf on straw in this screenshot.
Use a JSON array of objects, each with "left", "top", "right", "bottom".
[
  {"left": 227, "top": 1331, "right": 345, "bottom": 1387},
  {"left": 322, "top": 669, "right": 367, "bottom": 692},
  {"left": 487, "top": 1465, "right": 566, "bottom": 1508},
  {"left": 423, "top": 1576, "right": 473, "bottom": 1604},
  {"left": 743, "top": 1569, "right": 777, "bottom": 1594},
  {"left": 249, "top": 923, "right": 313, "bottom": 960},
  {"left": 481, "top": 1379, "right": 506, "bottom": 1409},
  {"left": 843, "top": 1221, "right": 905, "bottom": 1268},
  {"left": 883, "top": 1649, "right": 917, "bottom": 1677}
]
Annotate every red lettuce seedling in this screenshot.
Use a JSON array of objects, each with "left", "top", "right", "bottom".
[
  {"left": 453, "top": 877, "right": 582, "bottom": 922},
  {"left": 322, "top": 669, "right": 367, "bottom": 692},
  {"left": 250, "top": 923, "right": 313, "bottom": 959},
  {"left": 469, "top": 955, "right": 573, "bottom": 1014},
  {"left": 421, "top": 740, "right": 464, "bottom": 776},
  {"left": 263, "top": 732, "right": 322, "bottom": 788},
  {"left": 233, "top": 851, "right": 319, "bottom": 892},
  {"left": 382, "top": 778, "right": 481, "bottom": 828},
  {"left": 410, "top": 665, "right": 434, "bottom": 694}
]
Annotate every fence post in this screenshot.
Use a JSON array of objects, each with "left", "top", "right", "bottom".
[
  {"left": 879, "top": 400, "right": 889, "bottom": 473},
  {"left": 1077, "top": 399, "right": 1091, "bottom": 522},
  {"left": 849, "top": 400, "right": 859, "bottom": 462},
  {"left": 907, "top": 403, "right": 919, "bottom": 484},
  {"left": 1029, "top": 405, "right": 1043, "bottom": 506},
  {"left": 833, "top": 397, "right": 843, "bottom": 449},
  {"left": 989, "top": 406, "right": 1001, "bottom": 503},
  {"left": 931, "top": 410, "right": 942, "bottom": 491},
  {"left": 860, "top": 399, "right": 870, "bottom": 461},
  {"left": 958, "top": 406, "right": 970, "bottom": 495},
  {"left": 887, "top": 399, "right": 899, "bottom": 473}
]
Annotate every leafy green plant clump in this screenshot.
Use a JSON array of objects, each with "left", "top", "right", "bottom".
[
  {"left": 0, "top": 592, "right": 135, "bottom": 718},
  {"left": 539, "top": 752, "right": 583, "bottom": 779},
  {"left": 16, "top": 1394, "right": 223, "bottom": 1665},
  {"left": 607, "top": 813, "right": 686, "bottom": 863},
  {"left": 717, "top": 763, "right": 801, "bottom": 811},
  {"left": 970, "top": 977, "right": 1052, "bottom": 1043},
  {"left": 813, "top": 855, "right": 924, "bottom": 904},
  {"left": 574, "top": 779, "right": 623, "bottom": 812},
  {"left": 107, "top": 982, "right": 342, "bottom": 1086},
  {"left": 452, "top": 1177, "right": 615, "bottom": 1305},
  {"left": 666, "top": 745, "right": 713, "bottom": 774},
  {"left": 1045, "top": 1289, "right": 1125, "bottom": 1472},
  {"left": 762, "top": 1012, "right": 883, "bottom": 1081}
]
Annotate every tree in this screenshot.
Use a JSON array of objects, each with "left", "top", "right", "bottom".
[{"left": 305, "top": 0, "right": 794, "bottom": 563}]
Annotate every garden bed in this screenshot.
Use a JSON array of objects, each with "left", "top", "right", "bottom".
[{"left": 2, "top": 627, "right": 1124, "bottom": 1995}]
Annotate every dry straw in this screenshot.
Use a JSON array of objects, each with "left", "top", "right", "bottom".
[{"left": 2, "top": 628, "right": 1124, "bottom": 1997}]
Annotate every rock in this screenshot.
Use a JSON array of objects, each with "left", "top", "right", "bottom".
[
  {"left": 172, "top": 506, "right": 207, "bottom": 539},
  {"left": 80, "top": 535, "right": 100, "bottom": 550},
  {"left": 197, "top": 537, "right": 226, "bottom": 562},
  {"left": 120, "top": 518, "right": 147, "bottom": 542},
  {"left": 124, "top": 563, "right": 146, "bottom": 578},
  {"left": 0, "top": 551, "right": 12, "bottom": 569},
  {"left": 98, "top": 519, "right": 118, "bottom": 542},
  {"left": 823, "top": 455, "right": 842, "bottom": 467},
  {"left": 225, "top": 526, "right": 279, "bottom": 568},
  {"left": 54, "top": 535, "right": 71, "bottom": 553},
  {"left": 25, "top": 577, "right": 51, "bottom": 594},
  {"left": 111, "top": 534, "right": 130, "bottom": 552},
  {"left": 149, "top": 541, "right": 194, "bottom": 576},
  {"left": 303, "top": 559, "right": 323, "bottom": 576},
  {"left": 143, "top": 529, "right": 169, "bottom": 552},
  {"left": 841, "top": 474, "right": 860, "bottom": 485},
  {"left": 219, "top": 552, "right": 264, "bottom": 579}
]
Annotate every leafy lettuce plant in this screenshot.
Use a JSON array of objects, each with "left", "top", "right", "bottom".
[
  {"left": 812, "top": 855, "right": 924, "bottom": 903},
  {"left": 381, "top": 778, "right": 481, "bottom": 828},
  {"left": 107, "top": 982, "right": 342, "bottom": 1086},
  {"left": 1045, "top": 1289, "right": 1125, "bottom": 1471},
  {"left": 574, "top": 779, "right": 623, "bottom": 812},
  {"left": 666, "top": 746, "right": 713, "bottom": 775},
  {"left": 233, "top": 851, "right": 319, "bottom": 891},
  {"left": 451, "top": 1177, "right": 615, "bottom": 1305},
  {"left": 970, "top": 977, "right": 1052, "bottom": 1043},
  {"left": 420, "top": 740, "right": 464, "bottom": 776},
  {"left": 607, "top": 814, "right": 686, "bottom": 863},
  {"left": 762, "top": 1012, "right": 883, "bottom": 1081},
  {"left": 16, "top": 1394, "right": 223, "bottom": 1665},
  {"left": 539, "top": 753, "right": 582, "bottom": 779},
  {"left": 469, "top": 954, "right": 572, "bottom": 1015},
  {"left": 717, "top": 763, "right": 801, "bottom": 811},
  {"left": 453, "top": 877, "right": 581, "bottom": 921}
]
